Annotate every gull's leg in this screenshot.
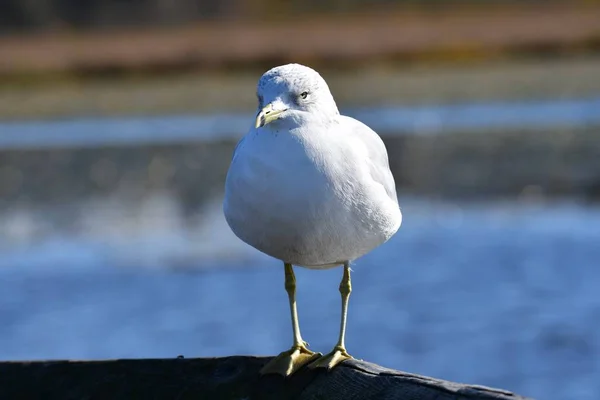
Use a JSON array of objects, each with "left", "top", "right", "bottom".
[
  {"left": 309, "top": 261, "right": 353, "bottom": 370},
  {"left": 260, "top": 263, "right": 321, "bottom": 376}
]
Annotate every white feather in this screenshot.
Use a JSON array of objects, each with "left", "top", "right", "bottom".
[{"left": 223, "top": 64, "right": 401, "bottom": 268}]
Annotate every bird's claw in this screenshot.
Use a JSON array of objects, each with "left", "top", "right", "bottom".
[
  {"left": 308, "top": 346, "right": 352, "bottom": 370},
  {"left": 260, "top": 345, "right": 321, "bottom": 377}
]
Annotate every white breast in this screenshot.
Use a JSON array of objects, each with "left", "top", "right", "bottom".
[{"left": 224, "top": 124, "right": 401, "bottom": 267}]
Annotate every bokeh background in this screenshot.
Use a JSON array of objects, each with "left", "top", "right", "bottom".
[{"left": 1, "top": 1, "right": 600, "bottom": 399}]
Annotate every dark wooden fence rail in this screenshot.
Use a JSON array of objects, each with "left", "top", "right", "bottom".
[{"left": 0, "top": 356, "right": 533, "bottom": 399}]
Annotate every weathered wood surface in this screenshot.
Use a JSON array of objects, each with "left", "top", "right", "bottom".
[{"left": 0, "top": 356, "right": 532, "bottom": 400}]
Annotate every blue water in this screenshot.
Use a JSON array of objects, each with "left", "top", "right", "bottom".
[
  {"left": 0, "top": 199, "right": 599, "bottom": 400},
  {"left": 0, "top": 97, "right": 599, "bottom": 149}
]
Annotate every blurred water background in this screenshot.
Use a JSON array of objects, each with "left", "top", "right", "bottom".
[{"left": 1, "top": 1, "right": 600, "bottom": 399}]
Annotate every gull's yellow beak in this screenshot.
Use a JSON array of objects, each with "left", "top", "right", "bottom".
[{"left": 255, "top": 103, "right": 287, "bottom": 128}]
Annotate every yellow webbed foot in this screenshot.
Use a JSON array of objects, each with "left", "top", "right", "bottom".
[
  {"left": 308, "top": 346, "right": 352, "bottom": 370},
  {"left": 260, "top": 344, "right": 322, "bottom": 377}
]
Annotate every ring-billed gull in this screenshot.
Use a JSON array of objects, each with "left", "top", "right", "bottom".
[{"left": 223, "top": 63, "right": 402, "bottom": 376}]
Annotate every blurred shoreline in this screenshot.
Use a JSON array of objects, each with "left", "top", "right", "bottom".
[
  {"left": 2, "top": 56, "right": 600, "bottom": 120},
  {"left": 1, "top": 54, "right": 600, "bottom": 207},
  {"left": 1, "top": 2, "right": 599, "bottom": 80}
]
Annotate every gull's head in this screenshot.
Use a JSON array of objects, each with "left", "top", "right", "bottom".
[{"left": 255, "top": 63, "right": 339, "bottom": 129}]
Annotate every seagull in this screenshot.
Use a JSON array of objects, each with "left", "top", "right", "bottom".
[{"left": 223, "top": 63, "right": 402, "bottom": 376}]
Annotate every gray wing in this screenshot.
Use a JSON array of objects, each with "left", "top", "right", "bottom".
[{"left": 340, "top": 116, "right": 398, "bottom": 204}]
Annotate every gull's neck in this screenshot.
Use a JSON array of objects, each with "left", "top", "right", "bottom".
[{"left": 275, "top": 110, "right": 338, "bottom": 132}]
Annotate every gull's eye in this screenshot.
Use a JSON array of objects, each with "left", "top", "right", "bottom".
[{"left": 300, "top": 91, "right": 309, "bottom": 100}]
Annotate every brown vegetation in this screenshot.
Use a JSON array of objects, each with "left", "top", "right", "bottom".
[{"left": 0, "top": 2, "right": 599, "bottom": 77}]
